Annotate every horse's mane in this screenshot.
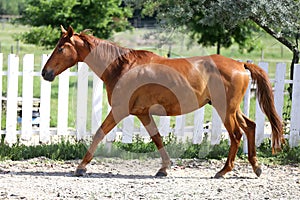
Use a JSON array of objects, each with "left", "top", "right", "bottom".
[
  {"left": 78, "top": 33, "right": 135, "bottom": 62},
  {"left": 77, "top": 33, "right": 157, "bottom": 65}
]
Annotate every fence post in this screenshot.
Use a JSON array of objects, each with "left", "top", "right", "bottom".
[
  {"left": 242, "top": 70, "right": 251, "bottom": 153},
  {"left": 174, "top": 115, "right": 185, "bottom": 136},
  {"left": 193, "top": 107, "right": 205, "bottom": 144},
  {"left": 57, "top": 68, "right": 70, "bottom": 135},
  {"left": 274, "top": 63, "right": 286, "bottom": 118},
  {"left": 122, "top": 115, "right": 134, "bottom": 143},
  {"left": 21, "top": 54, "right": 34, "bottom": 141},
  {"left": 39, "top": 54, "right": 51, "bottom": 143},
  {"left": 290, "top": 64, "right": 300, "bottom": 147},
  {"left": 91, "top": 73, "right": 103, "bottom": 134},
  {"left": 255, "top": 62, "right": 268, "bottom": 146},
  {"left": 271, "top": 62, "right": 286, "bottom": 149},
  {"left": 211, "top": 107, "right": 222, "bottom": 145},
  {"left": 139, "top": 121, "right": 148, "bottom": 137},
  {"left": 5, "top": 54, "right": 19, "bottom": 145},
  {"left": 159, "top": 116, "right": 171, "bottom": 136},
  {"left": 76, "top": 62, "right": 89, "bottom": 140}
]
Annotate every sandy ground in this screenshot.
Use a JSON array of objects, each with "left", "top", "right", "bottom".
[{"left": 0, "top": 157, "right": 299, "bottom": 200}]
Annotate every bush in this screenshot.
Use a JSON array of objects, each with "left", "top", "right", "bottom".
[
  {"left": 0, "top": 133, "right": 299, "bottom": 164},
  {"left": 113, "top": 133, "right": 236, "bottom": 160},
  {"left": 0, "top": 138, "right": 87, "bottom": 161},
  {"left": 276, "top": 142, "right": 300, "bottom": 164},
  {"left": 113, "top": 135, "right": 157, "bottom": 153}
]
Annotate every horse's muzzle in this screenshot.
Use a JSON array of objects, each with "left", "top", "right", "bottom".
[{"left": 42, "top": 69, "right": 55, "bottom": 82}]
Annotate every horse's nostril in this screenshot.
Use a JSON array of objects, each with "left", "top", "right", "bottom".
[
  {"left": 41, "top": 69, "right": 46, "bottom": 77},
  {"left": 42, "top": 69, "right": 55, "bottom": 81}
]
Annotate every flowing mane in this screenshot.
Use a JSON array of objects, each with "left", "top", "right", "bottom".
[
  {"left": 77, "top": 32, "right": 153, "bottom": 65},
  {"left": 76, "top": 32, "right": 159, "bottom": 91}
]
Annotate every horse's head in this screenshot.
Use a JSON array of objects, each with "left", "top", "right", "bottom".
[{"left": 42, "top": 25, "right": 81, "bottom": 81}]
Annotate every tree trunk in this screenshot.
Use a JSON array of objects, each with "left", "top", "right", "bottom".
[
  {"left": 289, "top": 49, "right": 300, "bottom": 99},
  {"left": 291, "top": 49, "right": 300, "bottom": 81},
  {"left": 217, "top": 41, "right": 221, "bottom": 55}
]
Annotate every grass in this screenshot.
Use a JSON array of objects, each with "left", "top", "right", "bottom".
[
  {"left": 0, "top": 23, "right": 52, "bottom": 71},
  {"left": 1, "top": 133, "right": 299, "bottom": 165},
  {"left": 0, "top": 135, "right": 87, "bottom": 161},
  {"left": 0, "top": 22, "right": 295, "bottom": 133}
]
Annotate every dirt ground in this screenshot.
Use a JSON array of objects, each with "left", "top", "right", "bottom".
[{"left": 0, "top": 157, "right": 299, "bottom": 200}]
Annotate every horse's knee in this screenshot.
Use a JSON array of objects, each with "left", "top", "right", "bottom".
[{"left": 151, "top": 133, "right": 163, "bottom": 149}]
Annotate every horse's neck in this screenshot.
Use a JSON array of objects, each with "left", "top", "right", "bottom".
[{"left": 83, "top": 39, "right": 131, "bottom": 80}]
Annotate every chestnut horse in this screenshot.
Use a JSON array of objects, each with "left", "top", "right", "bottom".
[{"left": 42, "top": 26, "right": 284, "bottom": 178}]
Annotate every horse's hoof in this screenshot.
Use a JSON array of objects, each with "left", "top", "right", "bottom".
[
  {"left": 254, "top": 167, "right": 262, "bottom": 177},
  {"left": 155, "top": 171, "right": 167, "bottom": 177},
  {"left": 74, "top": 168, "right": 87, "bottom": 177},
  {"left": 214, "top": 173, "right": 225, "bottom": 179}
]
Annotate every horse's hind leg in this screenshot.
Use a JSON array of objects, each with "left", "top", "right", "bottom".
[
  {"left": 137, "top": 114, "right": 171, "bottom": 176},
  {"left": 215, "top": 112, "right": 242, "bottom": 178},
  {"left": 236, "top": 111, "right": 262, "bottom": 177}
]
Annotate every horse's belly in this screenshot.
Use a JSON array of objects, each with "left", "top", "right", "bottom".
[{"left": 129, "top": 84, "right": 203, "bottom": 116}]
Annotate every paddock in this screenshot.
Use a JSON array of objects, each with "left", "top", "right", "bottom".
[
  {"left": 0, "top": 53, "right": 300, "bottom": 199},
  {"left": 0, "top": 157, "right": 299, "bottom": 199}
]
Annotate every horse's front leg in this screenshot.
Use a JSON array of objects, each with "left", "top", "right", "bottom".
[
  {"left": 137, "top": 114, "right": 171, "bottom": 176},
  {"left": 75, "top": 110, "right": 120, "bottom": 176}
]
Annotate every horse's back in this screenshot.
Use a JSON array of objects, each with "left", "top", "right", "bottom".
[{"left": 121, "top": 53, "right": 250, "bottom": 117}]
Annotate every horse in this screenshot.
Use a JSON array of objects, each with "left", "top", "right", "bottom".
[{"left": 42, "top": 26, "right": 284, "bottom": 178}]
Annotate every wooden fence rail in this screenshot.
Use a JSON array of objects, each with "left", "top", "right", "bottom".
[{"left": 0, "top": 53, "right": 299, "bottom": 152}]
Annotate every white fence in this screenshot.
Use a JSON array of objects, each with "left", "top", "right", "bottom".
[{"left": 0, "top": 53, "right": 300, "bottom": 151}]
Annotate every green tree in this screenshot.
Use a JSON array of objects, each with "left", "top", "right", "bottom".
[
  {"left": 0, "top": 0, "right": 25, "bottom": 15},
  {"left": 140, "top": 0, "right": 299, "bottom": 76},
  {"left": 15, "top": 0, "right": 132, "bottom": 48},
  {"left": 200, "top": 0, "right": 300, "bottom": 79},
  {"left": 185, "top": 13, "right": 259, "bottom": 54},
  {"left": 138, "top": 0, "right": 260, "bottom": 54}
]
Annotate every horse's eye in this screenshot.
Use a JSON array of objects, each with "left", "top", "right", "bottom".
[{"left": 58, "top": 47, "right": 63, "bottom": 53}]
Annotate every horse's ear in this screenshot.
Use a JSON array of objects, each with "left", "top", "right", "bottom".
[
  {"left": 60, "top": 25, "right": 67, "bottom": 34},
  {"left": 67, "top": 26, "right": 74, "bottom": 38}
]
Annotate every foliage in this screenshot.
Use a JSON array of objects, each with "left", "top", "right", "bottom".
[
  {"left": 14, "top": 0, "right": 132, "bottom": 48},
  {"left": 256, "top": 138, "right": 300, "bottom": 164},
  {"left": 0, "top": 136, "right": 87, "bottom": 161},
  {"left": 12, "top": 25, "right": 60, "bottom": 48},
  {"left": 201, "top": 0, "right": 300, "bottom": 69},
  {"left": 137, "top": 0, "right": 299, "bottom": 69},
  {"left": 282, "top": 95, "right": 292, "bottom": 124},
  {"left": 278, "top": 145, "right": 300, "bottom": 164},
  {"left": 0, "top": 0, "right": 25, "bottom": 15},
  {"left": 114, "top": 135, "right": 157, "bottom": 153},
  {"left": 180, "top": 136, "right": 244, "bottom": 160},
  {"left": 1, "top": 133, "right": 299, "bottom": 165},
  {"left": 109, "top": 133, "right": 300, "bottom": 164},
  {"left": 130, "top": 0, "right": 262, "bottom": 54}
]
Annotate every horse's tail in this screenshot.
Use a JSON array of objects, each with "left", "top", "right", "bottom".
[{"left": 244, "top": 62, "right": 285, "bottom": 153}]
